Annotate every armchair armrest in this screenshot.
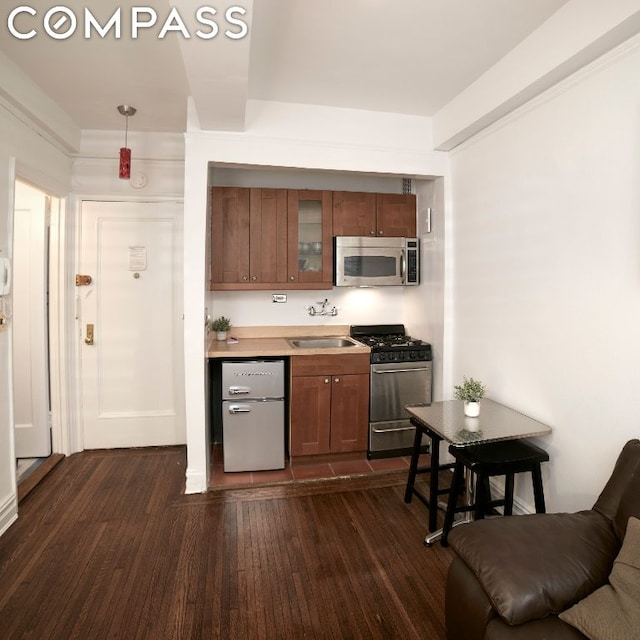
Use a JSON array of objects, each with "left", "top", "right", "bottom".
[
  {"left": 448, "top": 511, "right": 620, "bottom": 626},
  {"left": 446, "top": 557, "right": 496, "bottom": 640}
]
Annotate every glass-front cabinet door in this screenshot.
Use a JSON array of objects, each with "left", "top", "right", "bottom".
[{"left": 287, "top": 190, "right": 333, "bottom": 285}]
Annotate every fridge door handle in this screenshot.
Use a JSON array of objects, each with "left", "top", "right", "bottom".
[
  {"left": 228, "top": 386, "right": 251, "bottom": 395},
  {"left": 228, "top": 405, "right": 251, "bottom": 414}
]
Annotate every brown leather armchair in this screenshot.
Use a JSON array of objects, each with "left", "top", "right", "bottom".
[{"left": 445, "top": 439, "right": 640, "bottom": 640}]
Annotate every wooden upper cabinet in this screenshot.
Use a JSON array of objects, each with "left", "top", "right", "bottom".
[
  {"left": 210, "top": 186, "right": 250, "bottom": 284},
  {"left": 287, "top": 190, "right": 333, "bottom": 285},
  {"left": 249, "top": 188, "right": 288, "bottom": 284},
  {"left": 376, "top": 193, "right": 417, "bottom": 237},
  {"left": 210, "top": 186, "right": 414, "bottom": 289},
  {"left": 211, "top": 186, "right": 333, "bottom": 290},
  {"left": 333, "top": 192, "right": 417, "bottom": 238},
  {"left": 210, "top": 187, "right": 288, "bottom": 289},
  {"left": 332, "top": 191, "right": 377, "bottom": 237}
]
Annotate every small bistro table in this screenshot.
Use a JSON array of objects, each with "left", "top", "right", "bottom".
[{"left": 404, "top": 399, "right": 552, "bottom": 545}]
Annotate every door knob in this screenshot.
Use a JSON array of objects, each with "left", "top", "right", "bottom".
[{"left": 85, "top": 323, "right": 94, "bottom": 345}]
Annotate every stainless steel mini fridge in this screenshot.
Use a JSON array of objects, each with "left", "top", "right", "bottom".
[{"left": 221, "top": 359, "right": 285, "bottom": 472}]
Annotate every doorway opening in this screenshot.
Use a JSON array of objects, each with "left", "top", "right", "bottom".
[{"left": 13, "top": 180, "right": 55, "bottom": 491}]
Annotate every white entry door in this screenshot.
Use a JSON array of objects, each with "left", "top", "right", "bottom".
[
  {"left": 79, "top": 201, "right": 185, "bottom": 449},
  {"left": 13, "top": 181, "right": 51, "bottom": 458}
]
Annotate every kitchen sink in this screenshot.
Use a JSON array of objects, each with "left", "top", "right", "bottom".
[{"left": 287, "top": 337, "right": 358, "bottom": 349}]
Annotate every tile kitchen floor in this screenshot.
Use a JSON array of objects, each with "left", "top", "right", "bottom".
[{"left": 209, "top": 443, "right": 422, "bottom": 490}]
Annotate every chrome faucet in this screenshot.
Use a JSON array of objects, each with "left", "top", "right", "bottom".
[{"left": 306, "top": 298, "right": 338, "bottom": 316}]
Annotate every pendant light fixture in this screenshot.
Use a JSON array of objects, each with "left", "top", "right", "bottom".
[{"left": 117, "top": 104, "right": 136, "bottom": 179}]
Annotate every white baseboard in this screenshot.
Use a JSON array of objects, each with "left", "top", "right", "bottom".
[
  {"left": 0, "top": 492, "right": 18, "bottom": 537},
  {"left": 184, "top": 468, "right": 208, "bottom": 494}
]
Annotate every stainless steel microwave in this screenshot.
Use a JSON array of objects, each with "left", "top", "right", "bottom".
[{"left": 334, "top": 236, "right": 419, "bottom": 286}]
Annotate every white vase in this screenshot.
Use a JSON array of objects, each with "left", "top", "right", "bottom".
[
  {"left": 216, "top": 330, "right": 227, "bottom": 341},
  {"left": 464, "top": 401, "right": 480, "bottom": 417}
]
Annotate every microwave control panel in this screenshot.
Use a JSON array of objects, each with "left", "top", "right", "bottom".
[{"left": 406, "top": 240, "right": 419, "bottom": 284}]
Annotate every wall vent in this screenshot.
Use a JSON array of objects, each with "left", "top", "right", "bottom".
[{"left": 402, "top": 178, "right": 413, "bottom": 194}]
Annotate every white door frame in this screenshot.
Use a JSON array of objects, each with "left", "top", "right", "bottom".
[{"left": 48, "top": 194, "right": 76, "bottom": 455}]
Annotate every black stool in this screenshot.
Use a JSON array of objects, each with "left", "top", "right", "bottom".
[
  {"left": 441, "top": 438, "right": 549, "bottom": 546},
  {"left": 404, "top": 418, "right": 456, "bottom": 532}
]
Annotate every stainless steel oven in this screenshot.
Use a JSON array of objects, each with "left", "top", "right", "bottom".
[
  {"left": 350, "top": 324, "right": 432, "bottom": 458},
  {"left": 369, "top": 360, "right": 432, "bottom": 455}
]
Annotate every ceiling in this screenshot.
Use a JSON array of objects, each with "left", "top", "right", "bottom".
[{"left": 0, "top": 0, "right": 569, "bottom": 133}]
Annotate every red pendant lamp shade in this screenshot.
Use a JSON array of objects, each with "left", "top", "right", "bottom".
[
  {"left": 117, "top": 105, "right": 136, "bottom": 180},
  {"left": 119, "top": 147, "right": 131, "bottom": 179}
]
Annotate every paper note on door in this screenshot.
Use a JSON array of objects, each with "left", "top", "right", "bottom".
[{"left": 128, "top": 246, "right": 147, "bottom": 271}]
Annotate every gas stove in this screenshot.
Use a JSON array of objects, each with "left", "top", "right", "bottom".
[
  {"left": 351, "top": 324, "right": 432, "bottom": 458},
  {"left": 350, "top": 324, "right": 432, "bottom": 363}
]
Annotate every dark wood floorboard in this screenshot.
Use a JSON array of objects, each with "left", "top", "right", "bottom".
[
  {"left": 17, "top": 453, "right": 65, "bottom": 503},
  {"left": 0, "top": 446, "right": 454, "bottom": 640}
]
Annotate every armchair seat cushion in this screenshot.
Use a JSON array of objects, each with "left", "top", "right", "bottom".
[
  {"left": 448, "top": 510, "right": 620, "bottom": 626},
  {"left": 558, "top": 516, "right": 640, "bottom": 640}
]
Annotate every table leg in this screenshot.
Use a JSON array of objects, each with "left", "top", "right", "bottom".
[
  {"left": 428, "top": 433, "right": 441, "bottom": 532},
  {"left": 403, "top": 425, "right": 423, "bottom": 503},
  {"left": 424, "top": 464, "right": 475, "bottom": 547}
]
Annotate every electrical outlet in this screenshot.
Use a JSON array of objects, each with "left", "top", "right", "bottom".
[{"left": 272, "top": 294, "right": 287, "bottom": 303}]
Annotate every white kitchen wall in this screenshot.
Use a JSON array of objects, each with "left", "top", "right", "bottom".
[
  {"left": 449, "top": 35, "right": 640, "bottom": 513},
  {"left": 404, "top": 177, "right": 449, "bottom": 402},
  {"left": 208, "top": 287, "right": 407, "bottom": 329}
]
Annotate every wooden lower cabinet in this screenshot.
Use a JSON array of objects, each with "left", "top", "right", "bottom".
[
  {"left": 290, "top": 354, "right": 369, "bottom": 456},
  {"left": 290, "top": 375, "right": 331, "bottom": 456},
  {"left": 328, "top": 373, "right": 370, "bottom": 452}
]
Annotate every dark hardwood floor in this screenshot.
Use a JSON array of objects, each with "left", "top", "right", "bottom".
[{"left": 0, "top": 446, "right": 455, "bottom": 639}]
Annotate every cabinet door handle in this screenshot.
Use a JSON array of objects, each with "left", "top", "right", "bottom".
[
  {"left": 324, "top": 378, "right": 330, "bottom": 384},
  {"left": 334, "top": 377, "right": 340, "bottom": 383},
  {"left": 242, "top": 275, "right": 248, "bottom": 281}
]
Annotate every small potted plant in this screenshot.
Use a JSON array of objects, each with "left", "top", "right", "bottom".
[
  {"left": 211, "top": 316, "right": 231, "bottom": 341},
  {"left": 454, "top": 376, "right": 486, "bottom": 417}
]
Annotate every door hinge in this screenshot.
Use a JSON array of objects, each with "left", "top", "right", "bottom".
[{"left": 75, "top": 274, "right": 92, "bottom": 286}]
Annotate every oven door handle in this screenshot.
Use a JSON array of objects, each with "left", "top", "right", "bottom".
[
  {"left": 372, "top": 366, "right": 430, "bottom": 374},
  {"left": 371, "top": 425, "right": 415, "bottom": 433}
]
